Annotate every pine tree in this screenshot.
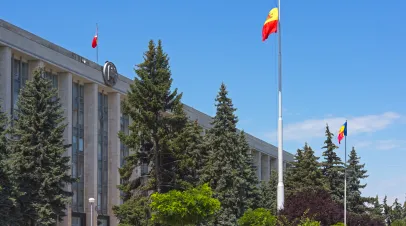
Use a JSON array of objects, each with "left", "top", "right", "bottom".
[
  {"left": 321, "top": 124, "right": 344, "bottom": 204},
  {"left": 258, "top": 169, "right": 277, "bottom": 215},
  {"left": 285, "top": 143, "right": 326, "bottom": 196},
  {"left": 392, "top": 198, "right": 403, "bottom": 221},
  {"left": 402, "top": 196, "right": 406, "bottom": 219},
  {"left": 371, "top": 195, "right": 383, "bottom": 217},
  {"left": 6, "top": 69, "right": 74, "bottom": 225},
  {"left": 238, "top": 131, "right": 261, "bottom": 211},
  {"left": 383, "top": 195, "right": 392, "bottom": 225},
  {"left": 175, "top": 120, "right": 206, "bottom": 188},
  {"left": 346, "top": 147, "right": 369, "bottom": 214},
  {"left": 200, "top": 83, "right": 254, "bottom": 225},
  {"left": 115, "top": 40, "right": 188, "bottom": 222}
]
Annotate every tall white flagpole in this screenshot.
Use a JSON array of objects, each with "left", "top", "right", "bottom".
[{"left": 277, "top": 0, "right": 285, "bottom": 211}]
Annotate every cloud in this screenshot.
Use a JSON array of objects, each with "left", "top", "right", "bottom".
[
  {"left": 266, "top": 112, "right": 402, "bottom": 142},
  {"left": 353, "top": 139, "right": 406, "bottom": 151}
]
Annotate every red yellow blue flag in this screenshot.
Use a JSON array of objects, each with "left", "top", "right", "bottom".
[{"left": 337, "top": 121, "right": 347, "bottom": 144}]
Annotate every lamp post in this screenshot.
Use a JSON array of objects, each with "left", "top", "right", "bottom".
[{"left": 89, "top": 198, "right": 95, "bottom": 226}]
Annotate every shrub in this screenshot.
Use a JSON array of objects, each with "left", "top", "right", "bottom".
[{"left": 238, "top": 208, "right": 277, "bottom": 226}]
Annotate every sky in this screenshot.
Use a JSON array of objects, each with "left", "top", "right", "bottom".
[{"left": 2, "top": 0, "right": 406, "bottom": 204}]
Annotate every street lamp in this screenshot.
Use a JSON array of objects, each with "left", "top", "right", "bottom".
[{"left": 89, "top": 198, "right": 95, "bottom": 226}]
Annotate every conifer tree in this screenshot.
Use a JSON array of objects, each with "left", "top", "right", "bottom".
[
  {"left": 371, "top": 195, "right": 383, "bottom": 217},
  {"left": 200, "top": 83, "right": 255, "bottom": 225},
  {"left": 346, "top": 147, "right": 369, "bottom": 214},
  {"left": 392, "top": 198, "right": 403, "bottom": 221},
  {"left": 402, "top": 196, "right": 406, "bottom": 219},
  {"left": 321, "top": 124, "right": 344, "bottom": 204},
  {"left": 258, "top": 169, "right": 277, "bottom": 215},
  {"left": 285, "top": 143, "right": 326, "bottom": 196},
  {"left": 6, "top": 69, "right": 74, "bottom": 225},
  {"left": 115, "top": 40, "right": 188, "bottom": 222},
  {"left": 383, "top": 195, "right": 392, "bottom": 225}
]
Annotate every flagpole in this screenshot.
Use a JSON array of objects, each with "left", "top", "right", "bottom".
[
  {"left": 344, "top": 120, "right": 347, "bottom": 226},
  {"left": 277, "top": 0, "right": 285, "bottom": 211},
  {"left": 96, "top": 23, "right": 99, "bottom": 64}
]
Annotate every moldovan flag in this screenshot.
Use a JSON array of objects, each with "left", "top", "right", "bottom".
[
  {"left": 262, "top": 7, "right": 279, "bottom": 41},
  {"left": 337, "top": 121, "right": 347, "bottom": 144},
  {"left": 91, "top": 29, "right": 98, "bottom": 48}
]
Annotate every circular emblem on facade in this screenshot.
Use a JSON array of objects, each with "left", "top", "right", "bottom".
[{"left": 102, "top": 61, "right": 118, "bottom": 87}]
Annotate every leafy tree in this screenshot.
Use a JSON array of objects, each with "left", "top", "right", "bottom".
[
  {"left": 150, "top": 183, "right": 220, "bottom": 226},
  {"left": 392, "top": 198, "right": 404, "bottom": 221},
  {"left": 392, "top": 219, "right": 406, "bottom": 226},
  {"left": 258, "top": 169, "right": 277, "bottom": 215},
  {"left": 200, "top": 83, "right": 255, "bottom": 225},
  {"left": 279, "top": 188, "right": 343, "bottom": 226},
  {"left": 6, "top": 69, "right": 74, "bottom": 225},
  {"left": 237, "top": 208, "right": 277, "bottom": 226},
  {"left": 320, "top": 124, "right": 344, "bottom": 204},
  {"left": 383, "top": 195, "right": 392, "bottom": 225},
  {"left": 285, "top": 143, "right": 326, "bottom": 196},
  {"left": 346, "top": 147, "right": 369, "bottom": 214}
]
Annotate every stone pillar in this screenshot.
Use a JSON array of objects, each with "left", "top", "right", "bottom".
[
  {"left": 253, "top": 150, "right": 261, "bottom": 181},
  {"left": 0, "top": 46, "right": 12, "bottom": 115},
  {"left": 58, "top": 72, "right": 73, "bottom": 226},
  {"left": 28, "top": 60, "right": 44, "bottom": 79},
  {"left": 261, "top": 154, "right": 270, "bottom": 182},
  {"left": 107, "top": 92, "right": 121, "bottom": 226},
  {"left": 84, "top": 83, "right": 98, "bottom": 226}
]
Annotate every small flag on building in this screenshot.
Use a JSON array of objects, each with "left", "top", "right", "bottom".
[
  {"left": 92, "top": 27, "right": 98, "bottom": 48},
  {"left": 262, "top": 7, "right": 279, "bottom": 41},
  {"left": 338, "top": 121, "right": 347, "bottom": 144}
]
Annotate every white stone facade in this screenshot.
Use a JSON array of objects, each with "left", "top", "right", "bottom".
[{"left": 0, "top": 19, "right": 294, "bottom": 226}]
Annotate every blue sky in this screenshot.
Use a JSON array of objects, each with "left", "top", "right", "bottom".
[{"left": 3, "top": 0, "right": 405, "bottom": 204}]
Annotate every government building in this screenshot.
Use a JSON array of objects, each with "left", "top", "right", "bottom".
[{"left": 0, "top": 19, "right": 294, "bottom": 226}]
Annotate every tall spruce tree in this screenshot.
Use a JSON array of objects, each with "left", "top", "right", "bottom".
[
  {"left": 0, "top": 107, "right": 22, "bottom": 225},
  {"left": 383, "top": 195, "right": 392, "bottom": 225},
  {"left": 285, "top": 143, "right": 326, "bottom": 196},
  {"left": 392, "top": 198, "right": 403, "bottom": 221},
  {"left": 258, "top": 169, "right": 277, "bottom": 215},
  {"left": 372, "top": 195, "right": 383, "bottom": 217},
  {"left": 402, "top": 196, "right": 406, "bottom": 219},
  {"left": 6, "top": 69, "right": 74, "bottom": 225},
  {"left": 114, "top": 40, "right": 188, "bottom": 222},
  {"left": 346, "top": 146, "right": 369, "bottom": 214},
  {"left": 200, "top": 83, "right": 255, "bottom": 225},
  {"left": 321, "top": 124, "right": 344, "bottom": 204}
]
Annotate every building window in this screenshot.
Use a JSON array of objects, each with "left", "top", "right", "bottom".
[
  {"left": 11, "top": 57, "right": 28, "bottom": 118},
  {"left": 71, "top": 212, "right": 86, "bottom": 226},
  {"left": 72, "top": 83, "right": 85, "bottom": 213},
  {"left": 97, "top": 216, "right": 110, "bottom": 226},
  {"left": 98, "top": 92, "right": 108, "bottom": 215}
]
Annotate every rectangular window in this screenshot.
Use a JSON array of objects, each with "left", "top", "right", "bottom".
[
  {"left": 11, "top": 57, "right": 28, "bottom": 119},
  {"left": 72, "top": 83, "right": 85, "bottom": 213},
  {"left": 72, "top": 213, "right": 86, "bottom": 226},
  {"left": 44, "top": 71, "right": 59, "bottom": 89},
  {"left": 98, "top": 92, "right": 108, "bottom": 215}
]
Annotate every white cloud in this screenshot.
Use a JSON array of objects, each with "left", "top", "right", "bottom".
[
  {"left": 353, "top": 139, "right": 406, "bottom": 151},
  {"left": 266, "top": 112, "right": 402, "bottom": 142}
]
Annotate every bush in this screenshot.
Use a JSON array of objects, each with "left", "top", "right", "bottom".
[
  {"left": 391, "top": 219, "right": 406, "bottom": 226},
  {"left": 331, "top": 223, "right": 344, "bottom": 226},
  {"left": 347, "top": 213, "right": 385, "bottom": 226},
  {"left": 238, "top": 208, "right": 277, "bottom": 226}
]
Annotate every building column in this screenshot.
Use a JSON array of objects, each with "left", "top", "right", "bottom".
[
  {"left": 107, "top": 92, "right": 121, "bottom": 226},
  {"left": 261, "top": 154, "right": 270, "bottom": 182},
  {"left": 0, "top": 46, "right": 12, "bottom": 114},
  {"left": 58, "top": 72, "right": 73, "bottom": 226},
  {"left": 84, "top": 83, "right": 98, "bottom": 226},
  {"left": 28, "top": 60, "right": 44, "bottom": 79},
  {"left": 253, "top": 150, "right": 261, "bottom": 182}
]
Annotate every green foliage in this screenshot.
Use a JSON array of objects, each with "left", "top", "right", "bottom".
[
  {"left": 6, "top": 69, "right": 74, "bottom": 225},
  {"left": 285, "top": 143, "right": 326, "bottom": 196},
  {"left": 297, "top": 218, "right": 321, "bottom": 226},
  {"left": 237, "top": 208, "right": 277, "bottom": 226},
  {"left": 149, "top": 183, "right": 220, "bottom": 226},
  {"left": 258, "top": 170, "right": 277, "bottom": 215},
  {"left": 117, "top": 39, "right": 188, "bottom": 200},
  {"left": 112, "top": 195, "right": 151, "bottom": 226},
  {"left": 383, "top": 195, "right": 392, "bottom": 225},
  {"left": 320, "top": 124, "right": 344, "bottom": 204},
  {"left": 200, "top": 83, "right": 259, "bottom": 225},
  {"left": 392, "top": 219, "right": 406, "bottom": 226},
  {"left": 346, "top": 147, "right": 369, "bottom": 214},
  {"left": 392, "top": 198, "right": 404, "bottom": 222},
  {"left": 371, "top": 195, "right": 383, "bottom": 216},
  {"left": 331, "top": 223, "right": 345, "bottom": 226}
]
